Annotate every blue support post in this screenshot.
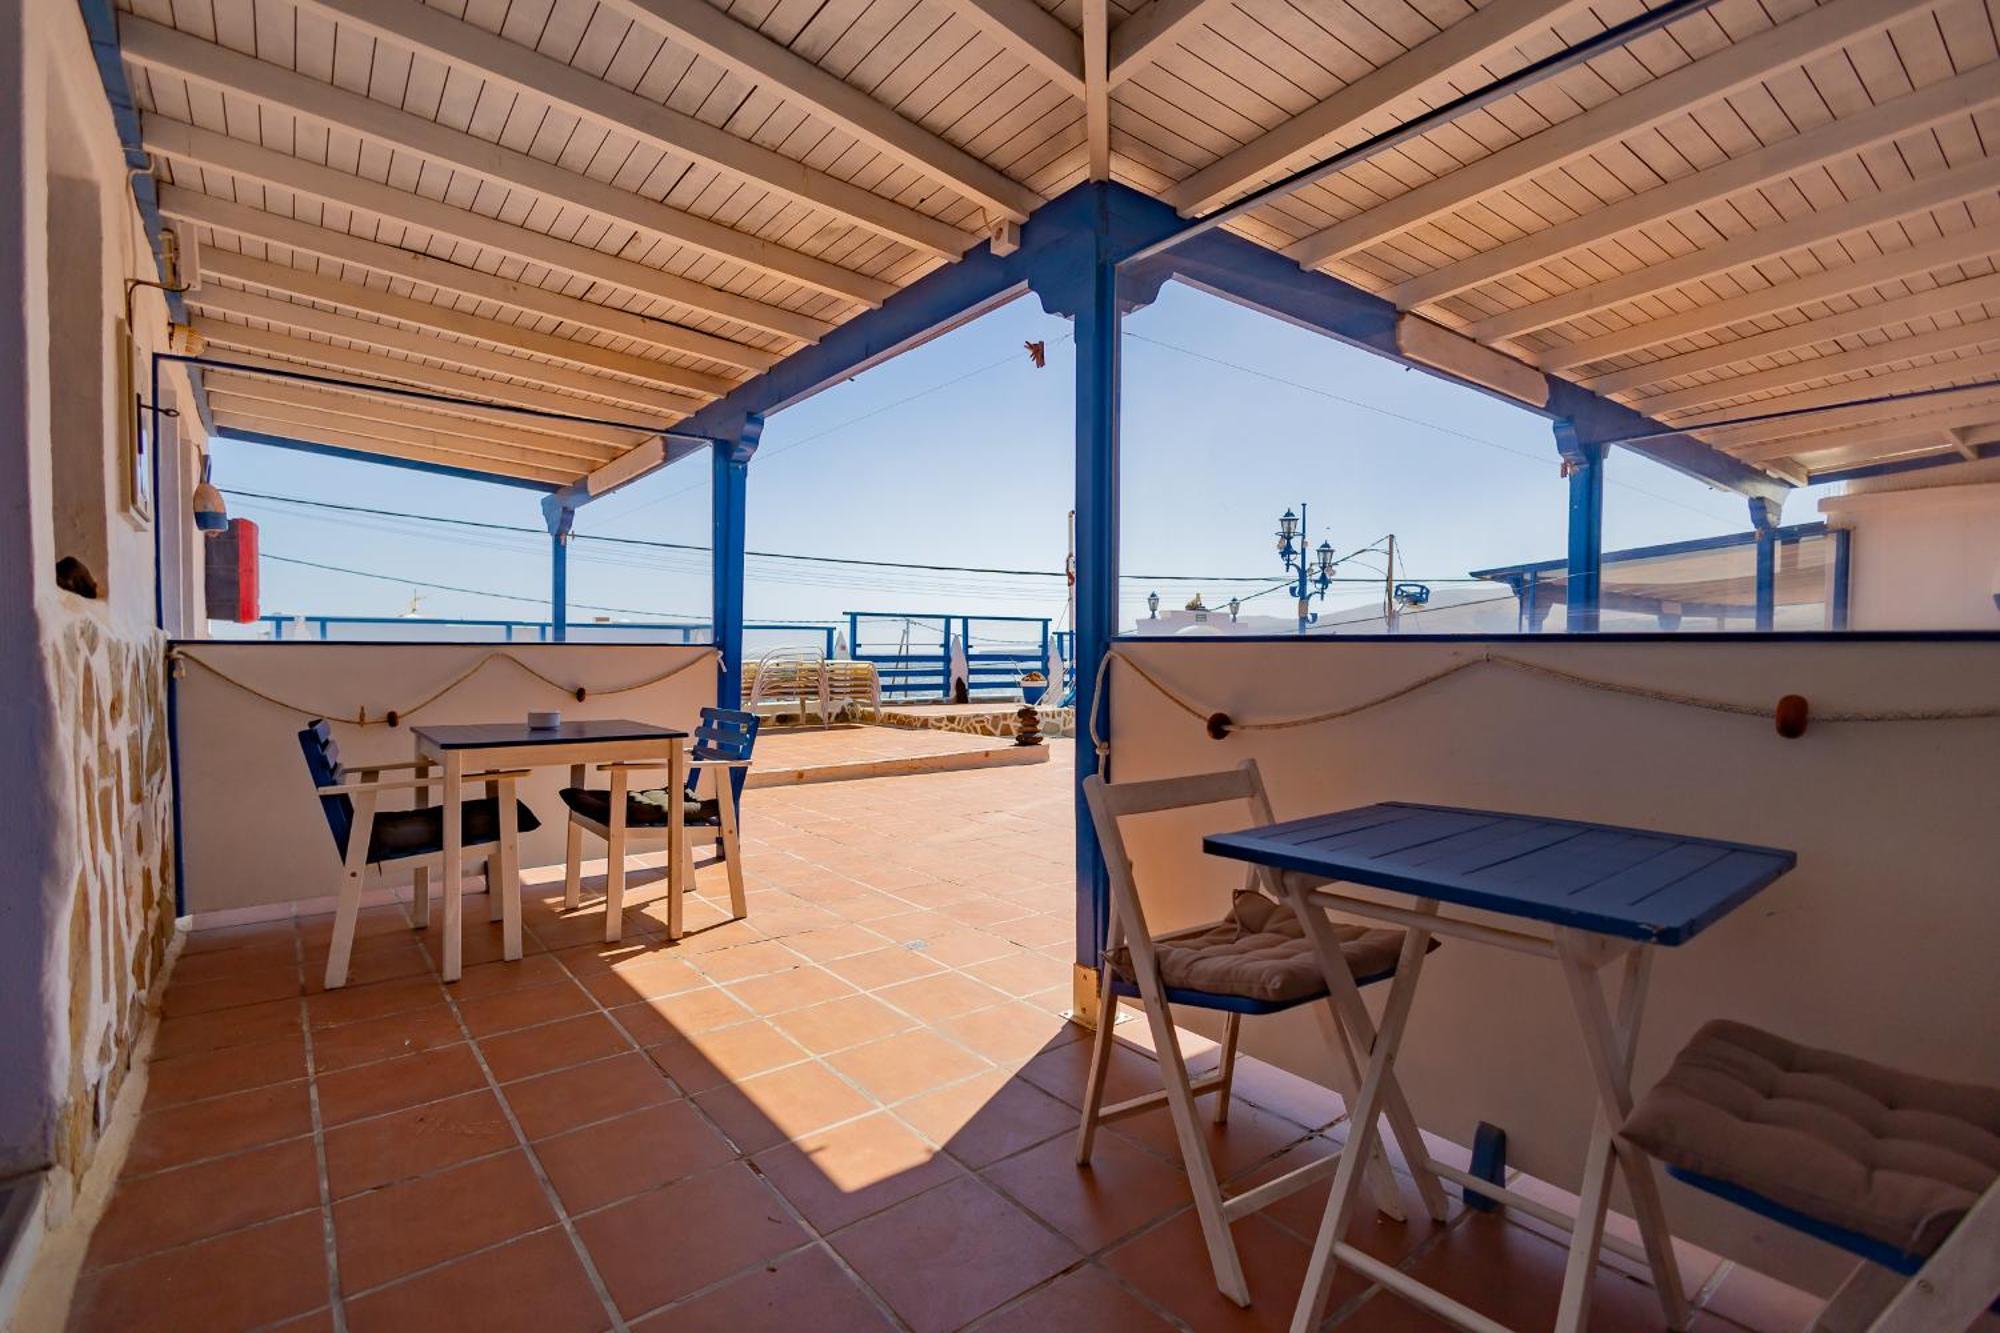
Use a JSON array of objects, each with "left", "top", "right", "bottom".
[
  {"left": 1749, "top": 495, "right": 1783, "bottom": 632},
  {"left": 546, "top": 503, "right": 574, "bottom": 642},
  {"left": 711, "top": 416, "right": 760, "bottom": 708},
  {"left": 1556, "top": 421, "right": 1606, "bottom": 632},
  {"left": 1830, "top": 527, "right": 1853, "bottom": 630},
  {"left": 1027, "top": 195, "right": 1124, "bottom": 991}
]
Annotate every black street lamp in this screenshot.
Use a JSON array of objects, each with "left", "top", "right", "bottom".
[{"left": 1277, "top": 503, "right": 1335, "bottom": 632}]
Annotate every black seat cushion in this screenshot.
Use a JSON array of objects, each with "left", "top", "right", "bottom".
[
  {"left": 558, "top": 787, "right": 720, "bottom": 829},
  {"left": 366, "top": 797, "right": 542, "bottom": 862}
]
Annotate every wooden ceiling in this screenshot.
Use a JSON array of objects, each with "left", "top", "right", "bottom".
[{"left": 120, "top": 0, "right": 1999, "bottom": 487}]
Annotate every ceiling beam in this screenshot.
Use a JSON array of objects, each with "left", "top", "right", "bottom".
[
  {"left": 1285, "top": 0, "right": 1909, "bottom": 269},
  {"left": 1085, "top": 0, "right": 1111, "bottom": 182},
  {"left": 1540, "top": 231, "right": 2000, "bottom": 372},
  {"left": 142, "top": 118, "right": 832, "bottom": 344},
  {"left": 1471, "top": 154, "right": 2000, "bottom": 343},
  {"left": 160, "top": 186, "right": 779, "bottom": 373},
  {"left": 1585, "top": 270, "right": 2000, "bottom": 397},
  {"left": 210, "top": 410, "right": 580, "bottom": 484},
  {"left": 1666, "top": 351, "right": 2000, "bottom": 426},
  {"left": 1743, "top": 421, "right": 2000, "bottom": 466},
  {"left": 945, "top": 0, "right": 1084, "bottom": 96},
  {"left": 289, "top": 0, "right": 968, "bottom": 261},
  {"left": 1696, "top": 385, "right": 2000, "bottom": 449},
  {"left": 203, "top": 372, "right": 633, "bottom": 461},
  {"left": 1728, "top": 399, "right": 2000, "bottom": 457},
  {"left": 189, "top": 319, "right": 681, "bottom": 432},
  {"left": 1168, "top": 0, "right": 1587, "bottom": 217},
  {"left": 121, "top": 16, "right": 895, "bottom": 306},
  {"left": 595, "top": 0, "right": 1041, "bottom": 223},
  {"left": 205, "top": 385, "right": 619, "bottom": 469},
  {"left": 1108, "top": 0, "right": 1228, "bottom": 88},
  {"left": 199, "top": 248, "right": 738, "bottom": 400},
  {"left": 1393, "top": 67, "right": 1996, "bottom": 311},
  {"left": 1633, "top": 316, "right": 2000, "bottom": 417},
  {"left": 190, "top": 284, "right": 704, "bottom": 418}
]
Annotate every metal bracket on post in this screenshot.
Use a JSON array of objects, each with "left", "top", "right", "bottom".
[
  {"left": 1555, "top": 420, "right": 1607, "bottom": 633},
  {"left": 542, "top": 498, "right": 575, "bottom": 642},
  {"left": 1748, "top": 494, "right": 1784, "bottom": 632}
]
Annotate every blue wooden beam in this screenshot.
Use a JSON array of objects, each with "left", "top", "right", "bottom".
[
  {"left": 1830, "top": 528, "right": 1853, "bottom": 630},
  {"left": 545, "top": 503, "right": 575, "bottom": 641},
  {"left": 711, "top": 417, "right": 760, "bottom": 707},
  {"left": 1556, "top": 420, "right": 1606, "bottom": 632},
  {"left": 1748, "top": 494, "right": 1783, "bottom": 633}
]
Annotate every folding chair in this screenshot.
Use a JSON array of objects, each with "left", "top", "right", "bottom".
[
  {"left": 1077, "top": 760, "right": 1450, "bottom": 1307},
  {"left": 1621, "top": 1020, "right": 2000, "bottom": 1333},
  {"left": 558, "top": 707, "right": 758, "bottom": 940},
  {"left": 297, "top": 720, "right": 539, "bottom": 989}
]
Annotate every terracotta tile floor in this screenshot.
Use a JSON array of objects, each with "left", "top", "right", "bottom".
[{"left": 70, "top": 743, "right": 1828, "bottom": 1333}]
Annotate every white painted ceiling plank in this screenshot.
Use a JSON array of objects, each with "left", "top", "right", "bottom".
[
  {"left": 1107, "top": 0, "right": 1230, "bottom": 88},
  {"left": 210, "top": 407, "right": 582, "bottom": 482},
  {"left": 945, "top": 0, "right": 1085, "bottom": 95},
  {"left": 121, "top": 15, "right": 897, "bottom": 305},
  {"left": 595, "top": 0, "right": 1042, "bottom": 221},
  {"left": 143, "top": 118, "right": 834, "bottom": 342},
  {"left": 1285, "top": 0, "right": 1921, "bottom": 269}
]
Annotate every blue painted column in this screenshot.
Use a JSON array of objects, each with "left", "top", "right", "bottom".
[
  {"left": 1829, "top": 527, "right": 1852, "bottom": 630},
  {"left": 547, "top": 504, "right": 574, "bottom": 641},
  {"left": 1028, "top": 201, "right": 1123, "bottom": 983},
  {"left": 1749, "top": 494, "right": 1783, "bottom": 632},
  {"left": 1556, "top": 421, "right": 1606, "bottom": 632},
  {"left": 711, "top": 416, "right": 761, "bottom": 708}
]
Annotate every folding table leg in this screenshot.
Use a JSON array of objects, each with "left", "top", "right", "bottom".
[
  {"left": 562, "top": 763, "right": 584, "bottom": 911},
  {"left": 1310, "top": 1004, "right": 1407, "bottom": 1223},
  {"left": 1212, "top": 1013, "right": 1241, "bottom": 1125},
  {"left": 603, "top": 766, "right": 629, "bottom": 944},
  {"left": 496, "top": 777, "right": 522, "bottom": 962},
  {"left": 440, "top": 753, "right": 465, "bottom": 982},
  {"left": 1290, "top": 901, "right": 1440, "bottom": 1333},
  {"left": 1294, "top": 897, "right": 1451, "bottom": 1224},
  {"left": 409, "top": 755, "right": 431, "bottom": 929},
  {"left": 1555, "top": 933, "right": 1688, "bottom": 1332}
]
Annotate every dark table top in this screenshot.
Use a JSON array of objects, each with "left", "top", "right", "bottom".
[
  {"left": 412, "top": 720, "right": 687, "bottom": 750},
  {"left": 1204, "top": 801, "right": 1797, "bottom": 945}
]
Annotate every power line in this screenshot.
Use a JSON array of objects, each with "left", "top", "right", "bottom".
[
  {"left": 231, "top": 488, "right": 1482, "bottom": 582},
  {"left": 1121, "top": 331, "right": 1741, "bottom": 525},
  {"left": 260, "top": 553, "right": 707, "bottom": 619}
]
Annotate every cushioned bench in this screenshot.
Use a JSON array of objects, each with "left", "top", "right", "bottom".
[{"left": 1621, "top": 1020, "right": 2000, "bottom": 1331}]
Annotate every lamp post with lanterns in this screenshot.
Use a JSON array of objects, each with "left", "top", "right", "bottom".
[{"left": 1276, "top": 505, "right": 1336, "bottom": 633}]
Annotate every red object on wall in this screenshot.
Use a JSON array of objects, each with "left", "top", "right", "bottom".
[{"left": 203, "top": 518, "right": 260, "bottom": 623}]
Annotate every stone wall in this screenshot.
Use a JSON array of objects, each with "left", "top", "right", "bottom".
[{"left": 46, "top": 618, "right": 175, "bottom": 1183}]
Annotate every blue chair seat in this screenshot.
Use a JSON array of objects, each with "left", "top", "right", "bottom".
[
  {"left": 558, "top": 787, "right": 720, "bottom": 830},
  {"left": 365, "top": 797, "right": 542, "bottom": 863}
]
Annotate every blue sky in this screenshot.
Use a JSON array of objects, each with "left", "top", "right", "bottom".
[{"left": 214, "top": 282, "right": 1830, "bottom": 638}]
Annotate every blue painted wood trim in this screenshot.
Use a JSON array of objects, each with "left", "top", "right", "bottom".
[
  {"left": 1748, "top": 496, "right": 1782, "bottom": 633},
  {"left": 545, "top": 503, "right": 574, "bottom": 642},
  {"left": 711, "top": 421, "right": 757, "bottom": 708},
  {"left": 1557, "top": 423, "right": 1606, "bottom": 633},
  {"left": 1831, "top": 528, "right": 1853, "bottom": 630},
  {"left": 1470, "top": 521, "right": 1830, "bottom": 579},
  {"left": 212, "top": 428, "right": 561, "bottom": 492},
  {"left": 165, "top": 652, "right": 188, "bottom": 917},
  {"left": 1109, "top": 628, "right": 2000, "bottom": 644}
]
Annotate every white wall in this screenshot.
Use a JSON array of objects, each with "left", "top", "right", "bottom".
[
  {"left": 1105, "top": 634, "right": 2000, "bottom": 1293},
  {"left": 1821, "top": 463, "right": 2000, "bottom": 630},
  {"left": 174, "top": 641, "right": 718, "bottom": 913}
]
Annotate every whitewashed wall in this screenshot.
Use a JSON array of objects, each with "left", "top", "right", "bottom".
[
  {"left": 1821, "top": 461, "right": 2000, "bottom": 631},
  {"left": 173, "top": 641, "right": 717, "bottom": 914},
  {"left": 1105, "top": 634, "right": 2000, "bottom": 1293}
]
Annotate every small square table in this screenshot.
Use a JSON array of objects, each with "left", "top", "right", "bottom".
[
  {"left": 412, "top": 720, "right": 688, "bottom": 980},
  {"left": 1205, "top": 801, "right": 1797, "bottom": 1333}
]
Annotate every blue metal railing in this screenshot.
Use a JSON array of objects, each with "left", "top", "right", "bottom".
[
  {"left": 259, "top": 615, "right": 838, "bottom": 658},
  {"left": 846, "top": 612, "right": 1054, "bottom": 701}
]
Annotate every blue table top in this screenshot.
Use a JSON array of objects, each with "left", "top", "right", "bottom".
[{"left": 1204, "top": 802, "right": 1797, "bottom": 945}]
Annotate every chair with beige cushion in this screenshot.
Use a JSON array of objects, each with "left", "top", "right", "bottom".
[
  {"left": 1077, "top": 761, "right": 1449, "bottom": 1308},
  {"left": 1620, "top": 1020, "right": 2000, "bottom": 1332}
]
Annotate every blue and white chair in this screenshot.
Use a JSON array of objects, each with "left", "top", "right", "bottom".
[
  {"left": 1077, "top": 760, "right": 1448, "bottom": 1307},
  {"left": 557, "top": 707, "right": 759, "bottom": 940},
  {"left": 297, "top": 720, "right": 540, "bottom": 989}
]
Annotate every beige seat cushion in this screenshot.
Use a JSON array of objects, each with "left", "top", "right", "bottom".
[
  {"left": 1620, "top": 1020, "right": 2000, "bottom": 1259},
  {"left": 1109, "top": 891, "right": 1414, "bottom": 1005}
]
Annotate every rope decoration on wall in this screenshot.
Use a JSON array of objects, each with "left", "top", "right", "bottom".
[
  {"left": 1087, "top": 649, "right": 2000, "bottom": 759},
  {"left": 169, "top": 647, "right": 722, "bottom": 727}
]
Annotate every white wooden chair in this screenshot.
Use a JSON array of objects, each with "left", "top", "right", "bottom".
[
  {"left": 557, "top": 707, "right": 757, "bottom": 941},
  {"left": 297, "top": 720, "right": 538, "bottom": 989},
  {"left": 1078, "top": 761, "right": 1451, "bottom": 1307},
  {"left": 1620, "top": 1020, "right": 2000, "bottom": 1333}
]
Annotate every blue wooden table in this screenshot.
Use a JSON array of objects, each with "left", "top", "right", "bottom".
[{"left": 1205, "top": 801, "right": 1799, "bottom": 1333}]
